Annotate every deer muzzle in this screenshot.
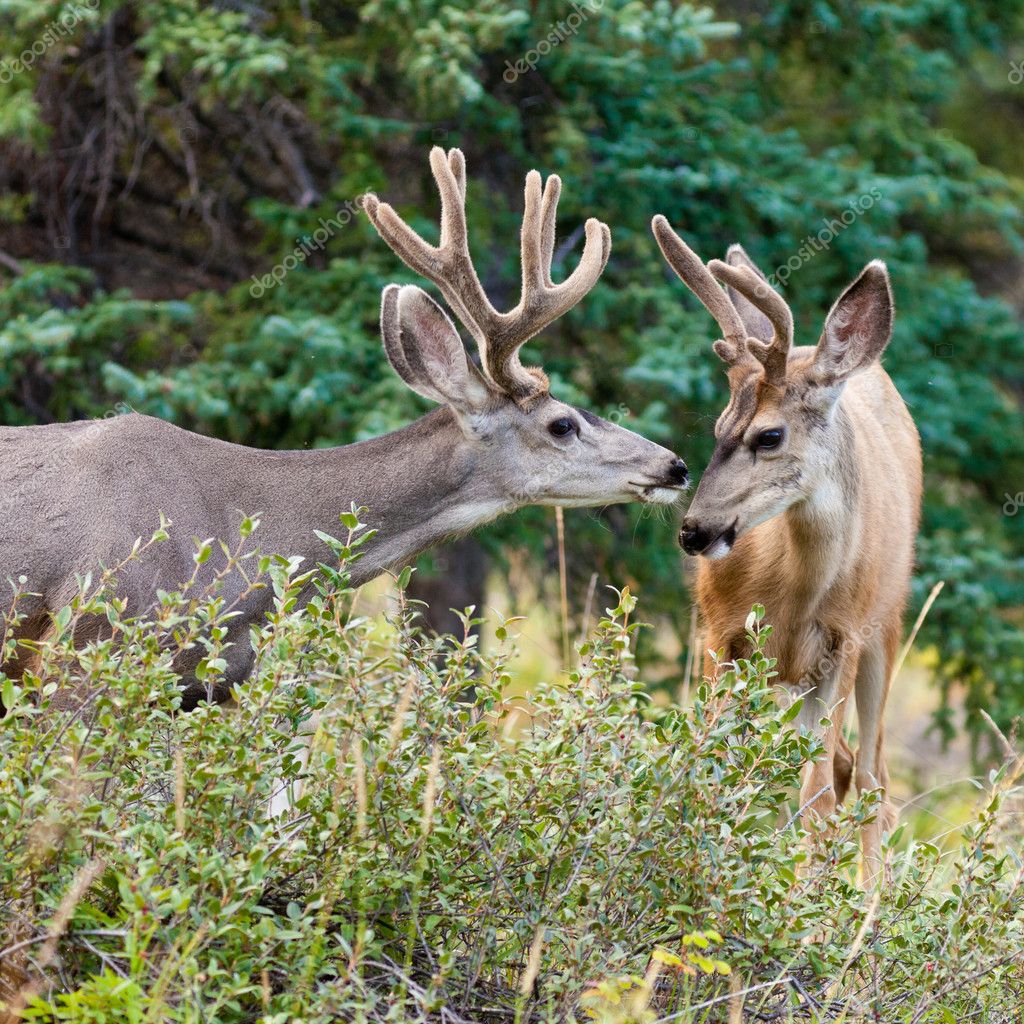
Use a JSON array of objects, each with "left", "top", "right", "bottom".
[{"left": 679, "top": 516, "right": 738, "bottom": 559}]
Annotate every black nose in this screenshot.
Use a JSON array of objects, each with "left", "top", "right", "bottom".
[
  {"left": 666, "top": 458, "right": 688, "bottom": 486},
  {"left": 678, "top": 517, "right": 737, "bottom": 556},
  {"left": 679, "top": 517, "right": 701, "bottom": 555},
  {"left": 679, "top": 515, "right": 711, "bottom": 556}
]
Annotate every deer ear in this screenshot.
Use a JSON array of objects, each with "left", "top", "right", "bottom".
[
  {"left": 380, "top": 285, "right": 492, "bottom": 411},
  {"left": 724, "top": 244, "right": 773, "bottom": 344},
  {"left": 813, "top": 261, "right": 893, "bottom": 385}
]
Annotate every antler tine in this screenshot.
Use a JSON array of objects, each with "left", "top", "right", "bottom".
[
  {"left": 651, "top": 215, "right": 748, "bottom": 366},
  {"left": 433, "top": 146, "right": 468, "bottom": 251},
  {"left": 481, "top": 169, "right": 610, "bottom": 400},
  {"left": 366, "top": 147, "right": 610, "bottom": 404},
  {"left": 708, "top": 259, "right": 793, "bottom": 385},
  {"left": 520, "top": 169, "right": 548, "bottom": 296},
  {"left": 447, "top": 147, "right": 466, "bottom": 203},
  {"left": 540, "top": 191, "right": 612, "bottom": 309},
  {"left": 362, "top": 193, "right": 442, "bottom": 282},
  {"left": 365, "top": 147, "right": 501, "bottom": 343},
  {"left": 538, "top": 173, "right": 560, "bottom": 288}
]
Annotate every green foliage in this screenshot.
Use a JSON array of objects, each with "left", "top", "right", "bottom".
[
  {"left": 0, "top": 1, "right": 1022, "bottom": 735},
  {"left": 1, "top": 538, "right": 1023, "bottom": 1021}
]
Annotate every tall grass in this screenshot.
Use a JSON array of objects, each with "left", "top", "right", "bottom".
[{"left": 1, "top": 523, "right": 1022, "bottom": 1022}]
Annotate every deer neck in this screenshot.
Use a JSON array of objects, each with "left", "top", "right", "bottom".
[
  {"left": 777, "top": 408, "right": 861, "bottom": 605},
  {"left": 263, "top": 406, "right": 507, "bottom": 586}
]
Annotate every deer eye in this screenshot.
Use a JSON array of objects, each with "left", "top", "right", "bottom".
[
  {"left": 754, "top": 428, "right": 785, "bottom": 451},
  {"left": 548, "top": 416, "right": 577, "bottom": 438}
]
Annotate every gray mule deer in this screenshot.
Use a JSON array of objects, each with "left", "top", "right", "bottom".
[{"left": 0, "top": 149, "right": 686, "bottom": 708}]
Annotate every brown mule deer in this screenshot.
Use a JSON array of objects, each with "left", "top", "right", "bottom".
[
  {"left": 652, "top": 214, "right": 921, "bottom": 873},
  {"left": 0, "top": 150, "right": 689, "bottom": 709}
]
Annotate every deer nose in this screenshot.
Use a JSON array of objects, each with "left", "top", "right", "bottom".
[
  {"left": 679, "top": 516, "right": 703, "bottom": 555},
  {"left": 679, "top": 517, "right": 737, "bottom": 556},
  {"left": 666, "top": 458, "right": 688, "bottom": 486}
]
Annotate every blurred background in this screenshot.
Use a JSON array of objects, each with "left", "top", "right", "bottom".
[{"left": 0, "top": 0, "right": 1022, "bottom": 825}]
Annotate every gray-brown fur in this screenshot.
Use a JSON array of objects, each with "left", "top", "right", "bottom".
[{"left": 1, "top": 153, "right": 687, "bottom": 709}]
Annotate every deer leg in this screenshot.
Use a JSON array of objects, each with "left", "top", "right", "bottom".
[
  {"left": 853, "top": 627, "right": 898, "bottom": 883},
  {"left": 0, "top": 610, "right": 49, "bottom": 688},
  {"left": 797, "top": 650, "right": 859, "bottom": 827},
  {"left": 833, "top": 733, "right": 855, "bottom": 804}
]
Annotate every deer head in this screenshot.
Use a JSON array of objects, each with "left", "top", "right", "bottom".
[
  {"left": 362, "top": 150, "right": 688, "bottom": 509},
  {"left": 651, "top": 216, "right": 894, "bottom": 557}
]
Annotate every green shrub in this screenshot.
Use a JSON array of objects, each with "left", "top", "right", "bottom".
[{"left": 1, "top": 525, "right": 1022, "bottom": 1022}]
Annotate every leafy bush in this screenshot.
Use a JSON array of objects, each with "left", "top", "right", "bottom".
[{"left": 1, "top": 528, "right": 1022, "bottom": 1022}]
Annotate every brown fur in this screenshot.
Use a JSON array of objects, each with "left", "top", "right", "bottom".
[
  {"left": 654, "top": 219, "right": 922, "bottom": 877},
  {"left": 695, "top": 359, "right": 921, "bottom": 866}
]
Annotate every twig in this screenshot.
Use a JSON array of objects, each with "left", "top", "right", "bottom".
[
  {"left": 555, "top": 507, "right": 570, "bottom": 669},
  {"left": 889, "top": 580, "right": 944, "bottom": 687},
  {"left": 577, "top": 572, "right": 598, "bottom": 646},
  {"left": 680, "top": 604, "right": 698, "bottom": 705},
  {"left": 0, "top": 251, "right": 24, "bottom": 276},
  {"left": 781, "top": 784, "right": 833, "bottom": 833},
  {"left": 4, "top": 859, "right": 105, "bottom": 1019},
  {"left": 826, "top": 888, "right": 881, "bottom": 1004},
  {"left": 552, "top": 223, "right": 585, "bottom": 267},
  {"left": 652, "top": 978, "right": 794, "bottom": 1021},
  {"left": 979, "top": 709, "right": 1017, "bottom": 762}
]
